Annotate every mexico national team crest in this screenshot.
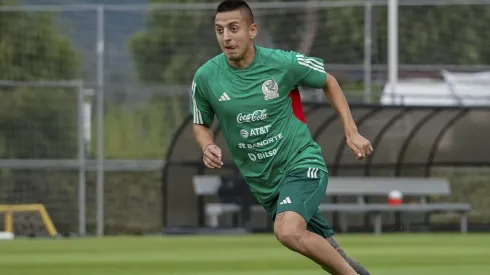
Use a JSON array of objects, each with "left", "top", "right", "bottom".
[{"left": 262, "top": 78, "right": 279, "bottom": 100}]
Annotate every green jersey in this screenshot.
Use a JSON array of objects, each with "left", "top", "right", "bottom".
[{"left": 192, "top": 45, "right": 328, "bottom": 203}]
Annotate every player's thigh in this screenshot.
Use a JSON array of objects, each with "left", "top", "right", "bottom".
[
  {"left": 307, "top": 210, "right": 335, "bottom": 238},
  {"left": 275, "top": 168, "right": 328, "bottom": 223}
]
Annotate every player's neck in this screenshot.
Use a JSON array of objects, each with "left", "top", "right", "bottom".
[{"left": 228, "top": 45, "right": 256, "bottom": 69}]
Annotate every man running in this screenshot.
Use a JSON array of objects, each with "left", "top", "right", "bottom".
[{"left": 191, "top": 1, "right": 373, "bottom": 274}]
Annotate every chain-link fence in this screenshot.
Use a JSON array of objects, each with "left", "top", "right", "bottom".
[
  {"left": 0, "top": 0, "right": 489, "bottom": 236},
  {"left": 0, "top": 80, "right": 86, "bottom": 236}
]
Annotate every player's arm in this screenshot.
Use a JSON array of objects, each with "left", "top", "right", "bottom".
[
  {"left": 290, "top": 52, "right": 373, "bottom": 159},
  {"left": 323, "top": 73, "right": 357, "bottom": 139},
  {"left": 191, "top": 76, "right": 223, "bottom": 168},
  {"left": 193, "top": 124, "right": 214, "bottom": 152},
  {"left": 322, "top": 73, "right": 372, "bottom": 159}
]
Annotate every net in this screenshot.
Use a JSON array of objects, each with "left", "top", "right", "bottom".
[{"left": 0, "top": 83, "right": 83, "bottom": 237}]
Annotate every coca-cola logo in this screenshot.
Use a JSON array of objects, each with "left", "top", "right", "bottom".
[{"left": 236, "top": 109, "right": 268, "bottom": 123}]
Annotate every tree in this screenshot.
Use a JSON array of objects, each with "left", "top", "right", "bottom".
[
  {"left": 131, "top": 2, "right": 490, "bottom": 85},
  {"left": 129, "top": 1, "right": 490, "bottom": 101},
  {"left": 371, "top": 5, "right": 490, "bottom": 65},
  {"left": 129, "top": 0, "right": 219, "bottom": 85},
  {"left": 0, "top": 0, "right": 81, "bottom": 159},
  {"left": 129, "top": 0, "right": 323, "bottom": 85},
  {"left": 0, "top": 1, "right": 81, "bottom": 236}
]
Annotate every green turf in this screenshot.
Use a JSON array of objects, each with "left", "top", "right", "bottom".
[{"left": 0, "top": 233, "right": 488, "bottom": 275}]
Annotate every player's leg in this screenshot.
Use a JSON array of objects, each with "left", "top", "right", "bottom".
[
  {"left": 308, "top": 212, "right": 371, "bottom": 275},
  {"left": 275, "top": 211, "right": 356, "bottom": 274},
  {"left": 272, "top": 168, "right": 357, "bottom": 275},
  {"left": 326, "top": 235, "right": 370, "bottom": 275}
]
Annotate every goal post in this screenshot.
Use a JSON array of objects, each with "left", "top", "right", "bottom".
[{"left": 0, "top": 204, "right": 58, "bottom": 237}]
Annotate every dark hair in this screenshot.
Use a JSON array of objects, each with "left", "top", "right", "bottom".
[{"left": 216, "top": 0, "right": 255, "bottom": 24}]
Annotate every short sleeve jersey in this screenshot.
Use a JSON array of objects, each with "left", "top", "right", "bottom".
[{"left": 192, "top": 46, "right": 328, "bottom": 203}]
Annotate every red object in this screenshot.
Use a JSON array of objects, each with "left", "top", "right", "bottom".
[
  {"left": 387, "top": 198, "right": 403, "bottom": 205},
  {"left": 387, "top": 190, "right": 403, "bottom": 205},
  {"left": 289, "top": 88, "right": 307, "bottom": 123}
]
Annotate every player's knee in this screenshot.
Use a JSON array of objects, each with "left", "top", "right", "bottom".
[
  {"left": 273, "top": 211, "right": 307, "bottom": 251},
  {"left": 274, "top": 225, "right": 304, "bottom": 250}
]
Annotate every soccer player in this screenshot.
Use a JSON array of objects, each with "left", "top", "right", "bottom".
[{"left": 191, "top": 0, "right": 373, "bottom": 274}]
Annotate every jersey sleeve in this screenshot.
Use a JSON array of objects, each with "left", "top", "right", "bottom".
[
  {"left": 191, "top": 72, "right": 214, "bottom": 127},
  {"left": 289, "top": 51, "right": 327, "bottom": 89}
]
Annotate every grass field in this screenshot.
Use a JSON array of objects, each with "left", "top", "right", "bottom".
[{"left": 0, "top": 233, "right": 489, "bottom": 275}]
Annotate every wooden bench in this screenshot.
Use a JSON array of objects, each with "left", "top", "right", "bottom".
[{"left": 194, "top": 175, "right": 471, "bottom": 234}]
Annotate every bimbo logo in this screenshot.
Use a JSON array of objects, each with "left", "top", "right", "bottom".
[{"left": 236, "top": 109, "right": 268, "bottom": 123}]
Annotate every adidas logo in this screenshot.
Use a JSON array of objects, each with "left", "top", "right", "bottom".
[
  {"left": 307, "top": 167, "right": 319, "bottom": 179},
  {"left": 218, "top": 92, "right": 231, "bottom": 101},
  {"left": 279, "top": 197, "right": 292, "bottom": 205}
]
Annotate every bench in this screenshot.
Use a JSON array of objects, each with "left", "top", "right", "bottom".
[{"left": 193, "top": 175, "right": 472, "bottom": 234}]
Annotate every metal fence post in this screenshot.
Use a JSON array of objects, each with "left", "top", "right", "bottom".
[
  {"left": 388, "top": 0, "right": 399, "bottom": 103},
  {"left": 364, "top": 0, "right": 372, "bottom": 103},
  {"left": 96, "top": 4, "right": 105, "bottom": 237},
  {"left": 77, "top": 81, "right": 87, "bottom": 236}
]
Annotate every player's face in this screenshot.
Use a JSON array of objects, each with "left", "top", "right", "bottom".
[{"left": 215, "top": 10, "right": 256, "bottom": 62}]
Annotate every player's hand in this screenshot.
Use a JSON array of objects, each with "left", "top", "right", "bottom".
[
  {"left": 202, "top": 143, "right": 223, "bottom": 169},
  {"left": 346, "top": 132, "right": 373, "bottom": 160}
]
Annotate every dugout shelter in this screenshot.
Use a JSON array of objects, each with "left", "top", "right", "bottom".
[{"left": 162, "top": 103, "right": 490, "bottom": 231}]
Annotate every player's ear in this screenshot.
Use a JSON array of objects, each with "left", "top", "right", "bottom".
[{"left": 249, "top": 23, "right": 257, "bottom": 40}]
